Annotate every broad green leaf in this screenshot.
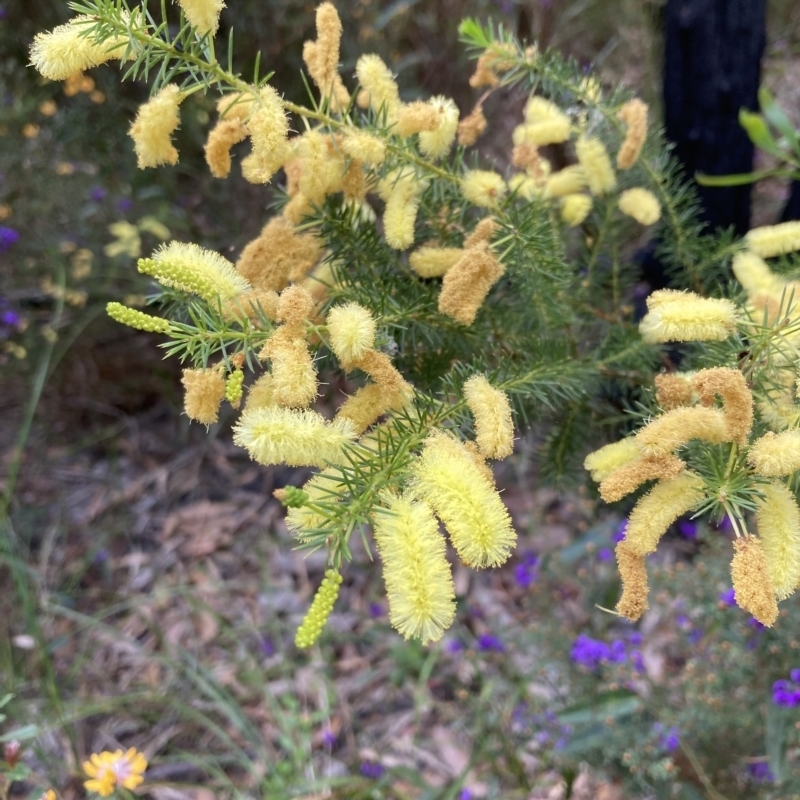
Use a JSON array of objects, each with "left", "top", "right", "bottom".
[
  {"left": 759, "top": 88, "right": 800, "bottom": 159},
  {"left": 739, "top": 109, "right": 784, "bottom": 157},
  {"left": 0, "top": 724, "right": 38, "bottom": 743}
]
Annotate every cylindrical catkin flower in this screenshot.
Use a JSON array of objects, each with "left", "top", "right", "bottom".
[
  {"left": 638, "top": 289, "right": 737, "bottom": 344},
  {"left": 732, "top": 251, "right": 784, "bottom": 298},
  {"left": 618, "top": 188, "right": 661, "bottom": 226},
  {"left": 409, "top": 246, "right": 464, "bottom": 278},
  {"left": 575, "top": 136, "right": 616, "bottom": 195},
  {"left": 460, "top": 170, "right": 507, "bottom": 209},
  {"left": 327, "top": 302, "right": 376, "bottom": 368},
  {"left": 177, "top": 0, "right": 225, "bottom": 36},
  {"left": 373, "top": 494, "right": 456, "bottom": 644},
  {"left": 261, "top": 328, "right": 317, "bottom": 408},
  {"left": 244, "top": 372, "right": 276, "bottom": 411},
  {"left": 233, "top": 406, "right": 356, "bottom": 467},
  {"left": 731, "top": 535, "right": 778, "bottom": 627},
  {"left": 246, "top": 85, "right": 289, "bottom": 158},
  {"left": 182, "top": 368, "right": 226, "bottom": 425},
  {"left": 624, "top": 473, "right": 704, "bottom": 555},
  {"left": 544, "top": 166, "right": 587, "bottom": 198},
  {"left": 106, "top": 302, "right": 171, "bottom": 333},
  {"left": 748, "top": 430, "right": 800, "bottom": 476},
  {"left": 396, "top": 101, "right": 439, "bottom": 137},
  {"left": 584, "top": 438, "right": 641, "bottom": 482},
  {"left": 755, "top": 483, "right": 800, "bottom": 600},
  {"left": 464, "top": 217, "right": 498, "bottom": 249},
  {"left": 599, "top": 454, "right": 686, "bottom": 503},
  {"left": 691, "top": 367, "right": 753, "bottom": 444},
  {"left": 560, "top": 194, "right": 592, "bottom": 227},
  {"left": 129, "top": 85, "right": 183, "bottom": 169},
  {"left": 615, "top": 540, "right": 649, "bottom": 621},
  {"left": 654, "top": 373, "right": 695, "bottom": 410},
  {"left": 635, "top": 406, "right": 730, "bottom": 457},
  {"left": 351, "top": 349, "right": 407, "bottom": 394},
  {"left": 139, "top": 241, "right": 249, "bottom": 302},
  {"left": 418, "top": 96, "right": 460, "bottom": 159},
  {"left": 457, "top": 105, "right": 487, "bottom": 147},
  {"left": 463, "top": 374, "right": 514, "bottom": 459},
  {"left": 337, "top": 383, "right": 397, "bottom": 434},
  {"left": 302, "top": 2, "right": 350, "bottom": 111},
  {"left": 295, "top": 569, "right": 343, "bottom": 648},
  {"left": 438, "top": 244, "right": 505, "bottom": 326},
  {"left": 341, "top": 130, "right": 386, "bottom": 165},
  {"left": 745, "top": 222, "right": 800, "bottom": 259},
  {"left": 276, "top": 284, "right": 315, "bottom": 328},
  {"left": 205, "top": 118, "right": 248, "bottom": 178},
  {"left": 412, "top": 431, "right": 516, "bottom": 568},
  {"left": 616, "top": 98, "right": 648, "bottom": 169},
  {"left": 355, "top": 54, "right": 401, "bottom": 121}
]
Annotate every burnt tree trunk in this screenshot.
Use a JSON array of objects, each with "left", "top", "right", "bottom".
[{"left": 663, "top": 0, "right": 766, "bottom": 236}]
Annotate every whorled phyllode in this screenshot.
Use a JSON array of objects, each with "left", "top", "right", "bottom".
[
  {"left": 730, "top": 535, "right": 778, "bottom": 626},
  {"left": 373, "top": 494, "right": 456, "bottom": 644}
]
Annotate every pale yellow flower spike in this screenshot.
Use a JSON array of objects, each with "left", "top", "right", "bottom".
[
  {"left": 383, "top": 175, "right": 425, "bottom": 250},
  {"left": 618, "top": 188, "right": 661, "bottom": 226},
  {"left": 616, "top": 98, "right": 648, "bottom": 169},
  {"left": 623, "top": 473, "right": 704, "bottom": 556},
  {"left": 413, "top": 431, "right": 516, "bottom": 568},
  {"left": 246, "top": 85, "right": 290, "bottom": 160},
  {"left": 30, "top": 15, "right": 130, "bottom": 81},
  {"left": 575, "top": 136, "right": 617, "bottom": 195},
  {"left": 355, "top": 54, "right": 401, "bottom": 121},
  {"left": 418, "top": 97, "right": 460, "bottom": 160},
  {"left": 732, "top": 251, "right": 784, "bottom": 298},
  {"left": 731, "top": 535, "right": 778, "bottom": 627},
  {"left": 244, "top": 372, "right": 277, "bottom": 412},
  {"left": 560, "top": 194, "right": 592, "bottom": 227},
  {"left": 584, "top": 437, "right": 641, "bottom": 483},
  {"left": 639, "top": 289, "right": 737, "bottom": 344},
  {"left": 177, "top": 0, "right": 225, "bottom": 37},
  {"left": 544, "top": 166, "right": 587, "bottom": 198},
  {"left": 745, "top": 221, "right": 800, "bottom": 259},
  {"left": 327, "top": 302, "right": 376, "bottom": 368},
  {"left": 83, "top": 748, "right": 147, "bottom": 798},
  {"left": 463, "top": 374, "right": 514, "bottom": 459},
  {"left": 635, "top": 406, "right": 730, "bottom": 457},
  {"left": 438, "top": 244, "right": 505, "bottom": 326},
  {"left": 409, "top": 246, "right": 464, "bottom": 278},
  {"left": 748, "top": 430, "right": 800, "bottom": 476},
  {"left": 205, "top": 118, "right": 248, "bottom": 178},
  {"left": 461, "top": 171, "right": 507, "bottom": 209},
  {"left": 374, "top": 494, "right": 457, "bottom": 644},
  {"left": 615, "top": 540, "right": 649, "bottom": 622},
  {"left": 599, "top": 454, "right": 686, "bottom": 504},
  {"left": 513, "top": 96, "right": 571, "bottom": 146},
  {"left": 691, "top": 367, "right": 753, "bottom": 444},
  {"left": 336, "top": 383, "right": 398, "bottom": 434},
  {"left": 129, "top": 84, "right": 183, "bottom": 169},
  {"left": 233, "top": 406, "right": 356, "bottom": 467},
  {"left": 182, "top": 368, "right": 226, "bottom": 425},
  {"left": 654, "top": 373, "right": 695, "bottom": 410},
  {"left": 302, "top": 2, "right": 351, "bottom": 111},
  {"left": 755, "top": 483, "right": 800, "bottom": 600},
  {"left": 261, "top": 329, "right": 318, "bottom": 408},
  {"left": 341, "top": 130, "right": 386, "bottom": 166},
  {"left": 396, "top": 101, "right": 439, "bottom": 137},
  {"left": 285, "top": 468, "right": 342, "bottom": 540}
]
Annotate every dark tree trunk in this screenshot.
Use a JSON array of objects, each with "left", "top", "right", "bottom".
[{"left": 663, "top": 0, "right": 766, "bottom": 236}]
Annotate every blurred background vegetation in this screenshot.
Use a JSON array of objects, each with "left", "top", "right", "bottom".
[{"left": 4, "top": 1, "right": 800, "bottom": 798}]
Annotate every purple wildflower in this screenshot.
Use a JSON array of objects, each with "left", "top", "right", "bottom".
[
  {"left": 368, "top": 602, "right": 383, "bottom": 618},
  {"left": 321, "top": 728, "right": 336, "bottom": 747},
  {"left": 613, "top": 520, "right": 627, "bottom": 543},
  {"left": 773, "top": 674, "right": 800, "bottom": 707},
  {"left": 791, "top": 669, "right": 800, "bottom": 683},
  {"left": 662, "top": 727, "right": 680, "bottom": 751},
  {"left": 1, "top": 309, "right": 20, "bottom": 328},
  {"left": 360, "top": 761, "right": 385, "bottom": 779},
  {"left": 477, "top": 633, "right": 505, "bottom": 653},
  {"left": 116, "top": 197, "right": 133, "bottom": 213},
  {"left": 514, "top": 551, "right": 538, "bottom": 587},
  {"left": 719, "top": 588, "right": 736, "bottom": 606},
  {"left": 748, "top": 762, "right": 774, "bottom": 782},
  {"left": 597, "top": 547, "right": 613, "bottom": 562},
  {"left": 687, "top": 628, "right": 703, "bottom": 645},
  {"left": 0, "top": 226, "right": 19, "bottom": 251},
  {"left": 458, "top": 790, "right": 474, "bottom": 800},
  {"left": 90, "top": 186, "right": 106, "bottom": 202},
  {"left": 678, "top": 520, "right": 697, "bottom": 539},
  {"left": 570, "top": 634, "right": 611, "bottom": 669},
  {"left": 716, "top": 514, "right": 734, "bottom": 534},
  {"left": 445, "top": 639, "right": 464, "bottom": 654},
  {"left": 259, "top": 636, "right": 276, "bottom": 657}
]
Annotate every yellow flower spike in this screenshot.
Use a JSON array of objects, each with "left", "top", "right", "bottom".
[
  {"left": 691, "top": 367, "right": 753, "bottom": 444},
  {"left": 396, "top": 101, "right": 439, "bottom": 137},
  {"left": 463, "top": 374, "right": 514, "bottom": 459},
  {"left": 355, "top": 54, "right": 401, "bottom": 121},
  {"left": 129, "top": 84, "right": 183, "bottom": 169},
  {"left": 654, "top": 372, "right": 696, "bottom": 410},
  {"left": 327, "top": 302, "right": 376, "bottom": 368},
  {"left": 438, "top": 243, "right": 505, "bottom": 326},
  {"left": 373, "top": 494, "right": 456, "bottom": 644},
  {"left": 560, "top": 194, "right": 592, "bottom": 227},
  {"left": 285, "top": 468, "right": 342, "bottom": 540},
  {"left": 615, "top": 540, "right": 649, "bottom": 621},
  {"left": 295, "top": 569, "right": 343, "bottom": 648},
  {"left": 341, "top": 130, "right": 386, "bottom": 166},
  {"left": 544, "top": 166, "right": 587, "bottom": 198},
  {"left": 731, "top": 535, "right": 778, "bottom": 626},
  {"left": 244, "top": 372, "right": 277, "bottom": 411},
  {"left": 383, "top": 174, "right": 425, "bottom": 250},
  {"left": 599, "top": 454, "right": 686, "bottom": 504},
  {"left": 246, "top": 85, "right": 290, "bottom": 160},
  {"left": 457, "top": 104, "right": 487, "bottom": 147},
  {"left": 745, "top": 221, "right": 800, "bottom": 258},
  {"left": 575, "top": 136, "right": 616, "bottom": 195},
  {"left": 513, "top": 96, "right": 571, "bottom": 146},
  {"left": 182, "top": 368, "right": 226, "bottom": 426},
  {"left": 30, "top": 15, "right": 131, "bottom": 81},
  {"left": 106, "top": 302, "right": 170, "bottom": 334},
  {"left": 302, "top": 2, "right": 351, "bottom": 111},
  {"left": 635, "top": 406, "right": 730, "bottom": 457},
  {"left": 732, "top": 251, "right": 785, "bottom": 298},
  {"left": 409, "top": 246, "right": 464, "bottom": 278},
  {"left": 177, "top": 0, "right": 225, "bottom": 36},
  {"left": 83, "top": 747, "right": 147, "bottom": 798},
  {"left": 412, "top": 431, "right": 516, "bottom": 568},
  {"left": 618, "top": 188, "right": 661, "bottom": 226},
  {"left": 205, "top": 117, "right": 248, "bottom": 179},
  {"left": 261, "top": 328, "right": 318, "bottom": 409},
  {"left": 460, "top": 170, "right": 507, "bottom": 209},
  {"left": 584, "top": 437, "right": 641, "bottom": 483},
  {"left": 748, "top": 430, "right": 800, "bottom": 476},
  {"left": 139, "top": 242, "right": 250, "bottom": 303},
  {"left": 623, "top": 473, "right": 704, "bottom": 556},
  {"left": 233, "top": 406, "right": 356, "bottom": 467},
  {"left": 616, "top": 98, "right": 648, "bottom": 169},
  {"left": 418, "top": 96, "right": 460, "bottom": 160},
  {"left": 638, "top": 289, "right": 737, "bottom": 344},
  {"left": 755, "top": 483, "right": 800, "bottom": 600}
]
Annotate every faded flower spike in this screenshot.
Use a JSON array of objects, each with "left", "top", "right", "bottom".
[
  {"left": 463, "top": 374, "right": 514, "bottom": 459},
  {"left": 745, "top": 221, "right": 800, "bottom": 259},
  {"left": 731, "top": 535, "right": 778, "bottom": 627},
  {"left": 129, "top": 84, "right": 184, "bottom": 169},
  {"left": 618, "top": 188, "right": 661, "bottom": 226},
  {"left": 755, "top": 483, "right": 800, "bottom": 601},
  {"left": 182, "top": 368, "right": 226, "bottom": 426},
  {"left": 177, "top": 0, "right": 226, "bottom": 37},
  {"left": 302, "top": 2, "right": 350, "bottom": 111},
  {"left": 691, "top": 367, "right": 753, "bottom": 445},
  {"left": 139, "top": 241, "right": 250, "bottom": 303},
  {"left": 615, "top": 540, "right": 649, "bottom": 621},
  {"left": 412, "top": 431, "right": 516, "bottom": 568},
  {"left": 638, "top": 289, "right": 737, "bottom": 344},
  {"left": 83, "top": 748, "right": 147, "bottom": 797},
  {"left": 327, "top": 302, "right": 376, "bottom": 368},
  {"left": 599, "top": 453, "right": 686, "bottom": 504},
  {"left": 30, "top": 15, "right": 130, "bottom": 81},
  {"left": 295, "top": 569, "right": 343, "bottom": 648},
  {"left": 106, "top": 302, "right": 170, "bottom": 333},
  {"left": 373, "top": 494, "right": 456, "bottom": 644},
  {"left": 616, "top": 98, "right": 648, "bottom": 169},
  {"left": 438, "top": 243, "right": 505, "bottom": 326}
]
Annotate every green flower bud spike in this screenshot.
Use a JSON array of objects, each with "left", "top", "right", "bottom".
[
  {"left": 295, "top": 569, "right": 343, "bottom": 649},
  {"left": 225, "top": 369, "right": 244, "bottom": 408},
  {"left": 106, "top": 302, "right": 171, "bottom": 333}
]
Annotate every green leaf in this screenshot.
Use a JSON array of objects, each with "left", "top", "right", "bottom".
[
  {"left": 739, "top": 109, "right": 785, "bottom": 157},
  {"left": 695, "top": 168, "right": 787, "bottom": 187},
  {"left": 0, "top": 724, "right": 38, "bottom": 743},
  {"left": 557, "top": 690, "right": 642, "bottom": 726},
  {"left": 759, "top": 88, "right": 800, "bottom": 159},
  {"left": 766, "top": 702, "right": 791, "bottom": 784}
]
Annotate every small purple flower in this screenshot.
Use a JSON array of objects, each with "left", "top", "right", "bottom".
[
  {"left": 719, "top": 588, "right": 736, "bottom": 606},
  {"left": 570, "top": 634, "right": 611, "bottom": 669},
  {"left": 749, "top": 617, "right": 766, "bottom": 630},
  {"left": 613, "top": 520, "right": 627, "bottom": 543},
  {"left": 597, "top": 547, "right": 613, "bottom": 562},
  {"left": 628, "top": 632, "right": 643, "bottom": 645},
  {"left": 368, "top": 602, "right": 383, "bottom": 618},
  {"left": 678, "top": 520, "right": 697, "bottom": 539},
  {"left": 717, "top": 514, "right": 734, "bottom": 534},
  {"left": 360, "top": 761, "right": 385, "bottom": 779},
  {"left": 458, "top": 789, "right": 473, "bottom": 800},
  {"left": 1, "top": 309, "right": 20, "bottom": 327},
  {"left": 630, "top": 650, "right": 645, "bottom": 673},
  {"left": 321, "top": 728, "right": 336, "bottom": 747},
  {"left": 773, "top": 673, "right": 800, "bottom": 707},
  {"left": 514, "top": 551, "right": 538, "bottom": 587},
  {"left": 661, "top": 727, "right": 680, "bottom": 751},
  {"left": 676, "top": 614, "right": 690, "bottom": 628},
  {"left": 687, "top": 628, "right": 703, "bottom": 645},
  {"left": 609, "top": 639, "right": 627, "bottom": 663},
  {"left": 0, "top": 226, "right": 19, "bottom": 251},
  {"left": 116, "top": 197, "right": 133, "bottom": 212},
  {"left": 259, "top": 636, "right": 276, "bottom": 657},
  {"left": 477, "top": 633, "right": 505, "bottom": 653},
  {"left": 445, "top": 638, "right": 464, "bottom": 654},
  {"left": 93, "top": 548, "right": 109, "bottom": 563},
  {"left": 790, "top": 669, "right": 800, "bottom": 683},
  {"left": 90, "top": 186, "right": 106, "bottom": 202},
  {"left": 748, "top": 761, "right": 774, "bottom": 782}
]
